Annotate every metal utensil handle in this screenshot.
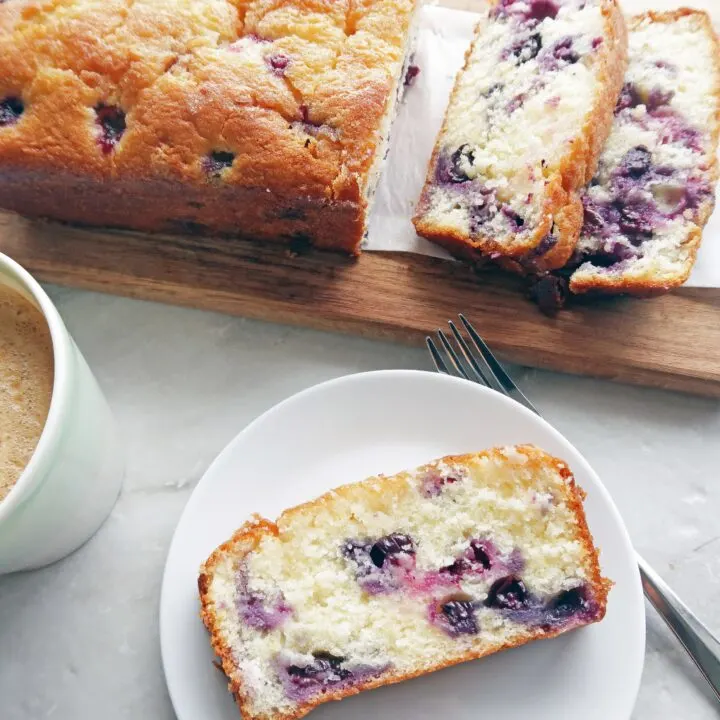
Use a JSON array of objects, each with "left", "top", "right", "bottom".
[{"left": 637, "top": 553, "right": 720, "bottom": 703}]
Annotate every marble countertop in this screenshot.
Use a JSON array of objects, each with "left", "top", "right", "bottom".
[{"left": 1, "top": 286, "right": 718, "bottom": 719}]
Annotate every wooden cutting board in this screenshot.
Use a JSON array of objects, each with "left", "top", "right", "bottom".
[
  {"left": 1, "top": 213, "right": 718, "bottom": 397},
  {"left": 1, "top": 0, "right": 719, "bottom": 397}
]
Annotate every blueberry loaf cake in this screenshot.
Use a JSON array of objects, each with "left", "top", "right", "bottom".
[
  {"left": 199, "top": 445, "right": 611, "bottom": 720},
  {"left": 569, "top": 10, "right": 720, "bottom": 295},
  {"left": 0, "top": 0, "right": 418, "bottom": 253},
  {"left": 413, "top": 0, "right": 627, "bottom": 271}
]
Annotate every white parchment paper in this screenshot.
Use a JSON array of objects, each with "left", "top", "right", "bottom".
[{"left": 364, "top": 4, "right": 720, "bottom": 287}]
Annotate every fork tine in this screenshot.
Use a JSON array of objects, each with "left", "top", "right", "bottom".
[
  {"left": 436, "top": 330, "right": 471, "bottom": 381},
  {"left": 458, "top": 314, "right": 539, "bottom": 415},
  {"left": 426, "top": 337, "right": 451, "bottom": 375},
  {"left": 447, "top": 321, "right": 492, "bottom": 387}
]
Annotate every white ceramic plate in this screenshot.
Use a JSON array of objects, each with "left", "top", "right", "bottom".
[{"left": 161, "top": 370, "right": 645, "bottom": 720}]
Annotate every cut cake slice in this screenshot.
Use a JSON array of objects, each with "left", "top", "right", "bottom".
[
  {"left": 413, "top": 0, "right": 628, "bottom": 271},
  {"left": 199, "top": 445, "right": 611, "bottom": 720}
]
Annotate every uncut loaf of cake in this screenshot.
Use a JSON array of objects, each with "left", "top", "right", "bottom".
[
  {"left": 569, "top": 10, "right": 720, "bottom": 295},
  {"left": 199, "top": 445, "right": 611, "bottom": 720},
  {"left": 413, "top": 0, "right": 627, "bottom": 272},
  {"left": 0, "top": 0, "right": 419, "bottom": 253}
]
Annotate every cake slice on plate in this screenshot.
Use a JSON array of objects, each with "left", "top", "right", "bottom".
[
  {"left": 569, "top": 10, "right": 720, "bottom": 295},
  {"left": 199, "top": 445, "right": 611, "bottom": 720},
  {"left": 413, "top": 0, "right": 627, "bottom": 271}
]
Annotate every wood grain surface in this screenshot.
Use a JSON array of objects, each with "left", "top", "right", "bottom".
[
  {"left": 0, "top": 0, "right": 719, "bottom": 396},
  {"left": 0, "top": 213, "right": 718, "bottom": 397}
]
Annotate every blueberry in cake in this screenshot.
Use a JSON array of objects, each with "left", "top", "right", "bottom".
[
  {"left": 0, "top": 0, "right": 419, "bottom": 253},
  {"left": 413, "top": 0, "right": 628, "bottom": 272},
  {"left": 199, "top": 445, "right": 611, "bottom": 720},
  {"left": 569, "top": 10, "right": 720, "bottom": 295}
]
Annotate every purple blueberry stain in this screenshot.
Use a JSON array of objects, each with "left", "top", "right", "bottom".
[
  {"left": 579, "top": 121, "right": 711, "bottom": 267},
  {"left": 420, "top": 468, "right": 463, "bottom": 497},
  {"left": 491, "top": 0, "right": 558, "bottom": 23},
  {"left": 507, "top": 92, "right": 527, "bottom": 114},
  {"left": 486, "top": 575, "right": 529, "bottom": 610},
  {"left": 547, "top": 586, "right": 590, "bottom": 619},
  {"left": 616, "top": 83, "right": 675, "bottom": 115},
  {"left": 293, "top": 104, "right": 338, "bottom": 141},
  {"left": 277, "top": 652, "right": 389, "bottom": 702},
  {"left": 370, "top": 534, "right": 415, "bottom": 569},
  {"left": 440, "top": 539, "right": 495, "bottom": 577},
  {"left": 239, "top": 591, "right": 293, "bottom": 632},
  {"left": 506, "top": 32, "right": 542, "bottom": 65},
  {"left": 469, "top": 540, "right": 493, "bottom": 570},
  {"left": 527, "top": 0, "right": 559, "bottom": 21},
  {"left": 547, "top": 36, "right": 579, "bottom": 66},
  {"left": 483, "top": 82, "right": 504, "bottom": 99},
  {"left": 617, "top": 201, "right": 655, "bottom": 240},
  {"left": 441, "top": 599, "right": 479, "bottom": 635},
  {"left": 481, "top": 577, "right": 600, "bottom": 629},
  {"left": 0, "top": 97, "right": 23, "bottom": 127},
  {"left": 94, "top": 104, "right": 126, "bottom": 154},
  {"left": 445, "top": 144, "right": 476, "bottom": 183},
  {"left": 501, "top": 205, "right": 526, "bottom": 231},
  {"left": 469, "top": 189, "right": 500, "bottom": 233},
  {"left": 646, "top": 88, "right": 674, "bottom": 112},
  {"left": 615, "top": 82, "right": 642, "bottom": 114},
  {"left": 545, "top": 95, "right": 560, "bottom": 108},
  {"left": 582, "top": 241, "right": 636, "bottom": 268},
  {"left": 526, "top": 233, "right": 558, "bottom": 260},
  {"left": 652, "top": 109, "right": 703, "bottom": 153},
  {"left": 535, "top": 584, "right": 601, "bottom": 629},
  {"left": 203, "top": 150, "right": 235, "bottom": 177},
  {"left": 342, "top": 533, "right": 416, "bottom": 594},
  {"left": 591, "top": 36, "right": 603, "bottom": 50},
  {"left": 404, "top": 64, "right": 420, "bottom": 87},
  {"left": 618, "top": 145, "right": 652, "bottom": 179},
  {"left": 266, "top": 53, "right": 290, "bottom": 76},
  {"left": 430, "top": 595, "right": 479, "bottom": 637},
  {"left": 235, "top": 570, "right": 293, "bottom": 632},
  {"left": 669, "top": 176, "right": 713, "bottom": 215}
]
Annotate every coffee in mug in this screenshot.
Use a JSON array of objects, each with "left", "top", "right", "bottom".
[{"left": 0, "top": 284, "right": 54, "bottom": 502}]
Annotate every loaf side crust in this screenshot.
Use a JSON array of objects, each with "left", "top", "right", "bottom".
[{"left": 199, "top": 445, "right": 611, "bottom": 720}]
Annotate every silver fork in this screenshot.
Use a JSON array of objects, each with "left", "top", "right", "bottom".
[{"left": 427, "top": 313, "right": 720, "bottom": 704}]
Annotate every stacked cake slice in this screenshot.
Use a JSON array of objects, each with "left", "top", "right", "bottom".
[
  {"left": 569, "top": 10, "right": 720, "bottom": 294},
  {"left": 413, "top": 0, "right": 628, "bottom": 272},
  {"left": 414, "top": 2, "right": 720, "bottom": 302}
]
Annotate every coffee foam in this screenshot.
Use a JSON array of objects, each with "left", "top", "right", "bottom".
[{"left": 0, "top": 284, "right": 54, "bottom": 502}]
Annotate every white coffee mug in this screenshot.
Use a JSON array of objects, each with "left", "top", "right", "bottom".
[{"left": 0, "top": 252, "right": 124, "bottom": 574}]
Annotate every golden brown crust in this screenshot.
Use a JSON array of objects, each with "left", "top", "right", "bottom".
[
  {"left": 569, "top": 9, "right": 720, "bottom": 296},
  {"left": 413, "top": 0, "right": 628, "bottom": 272},
  {"left": 199, "top": 445, "right": 611, "bottom": 720},
  {"left": 0, "top": 0, "right": 418, "bottom": 254}
]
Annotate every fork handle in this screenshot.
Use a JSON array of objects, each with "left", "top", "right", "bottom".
[{"left": 637, "top": 553, "right": 720, "bottom": 702}]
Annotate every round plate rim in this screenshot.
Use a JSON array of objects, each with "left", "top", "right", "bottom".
[{"left": 160, "top": 369, "right": 645, "bottom": 720}]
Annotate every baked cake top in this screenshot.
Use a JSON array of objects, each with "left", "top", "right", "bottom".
[{"left": 0, "top": 0, "right": 416, "bottom": 203}]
